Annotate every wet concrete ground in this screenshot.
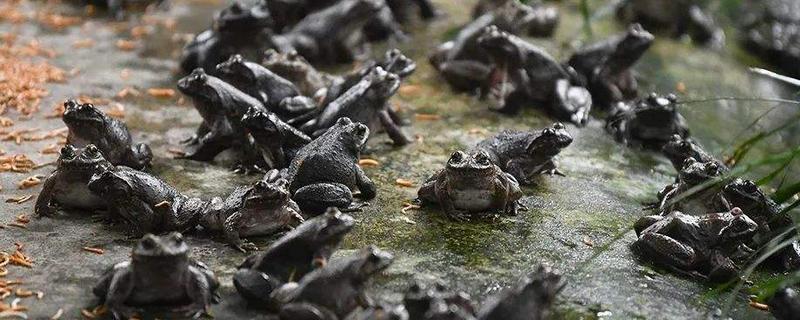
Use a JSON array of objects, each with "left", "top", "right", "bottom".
[{"left": 0, "top": 0, "right": 798, "bottom": 319}]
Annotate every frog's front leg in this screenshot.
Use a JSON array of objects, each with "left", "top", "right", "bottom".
[
  {"left": 434, "top": 179, "right": 469, "bottom": 221},
  {"left": 104, "top": 268, "right": 136, "bottom": 320},
  {"left": 293, "top": 182, "right": 354, "bottom": 215},
  {"left": 631, "top": 233, "right": 696, "bottom": 271},
  {"left": 34, "top": 171, "right": 59, "bottom": 217},
  {"left": 223, "top": 211, "right": 258, "bottom": 253},
  {"left": 378, "top": 109, "right": 412, "bottom": 146},
  {"left": 182, "top": 266, "right": 216, "bottom": 319},
  {"left": 182, "top": 123, "right": 210, "bottom": 145},
  {"left": 355, "top": 165, "right": 377, "bottom": 200},
  {"left": 279, "top": 302, "right": 338, "bottom": 320}
]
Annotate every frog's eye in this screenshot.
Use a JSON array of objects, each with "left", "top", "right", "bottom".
[
  {"left": 64, "top": 99, "right": 79, "bottom": 109},
  {"left": 85, "top": 144, "right": 99, "bottom": 155},
  {"left": 230, "top": 54, "right": 244, "bottom": 65},
  {"left": 141, "top": 236, "right": 157, "bottom": 250},
  {"left": 449, "top": 151, "right": 465, "bottom": 164},
  {"left": 171, "top": 232, "right": 184, "bottom": 244},
  {"left": 707, "top": 163, "right": 719, "bottom": 172},
  {"left": 474, "top": 152, "right": 491, "bottom": 165},
  {"left": 229, "top": 2, "right": 243, "bottom": 13},
  {"left": 730, "top": 207, "right": 743, "bottom": 216},
  {"left": 552, "top": 123, "right": 565, "bottom": 130},
  {"left": 743, "top": 180, "right": 758, "bottom": 193},
  {"left": 60, "top": 146, "right": 76, "bottom": 159},
  {"left": 287, "top": 51, "right": 299, "bottom": 60},
  {"left": 542, "top": 128, "right": 556, "bottom": 136}
]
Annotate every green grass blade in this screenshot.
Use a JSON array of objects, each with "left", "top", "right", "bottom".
[{"left": 775, "top": 182, "right": 800, "bottom": 204}]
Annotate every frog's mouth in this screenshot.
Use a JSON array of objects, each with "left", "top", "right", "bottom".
[{"left": 486, "top": 62, "right": 515, "bottom": 111}]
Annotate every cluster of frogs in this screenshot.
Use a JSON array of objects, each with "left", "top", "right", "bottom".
[
  {"left": 628, "top": 135, "right": 800, "bottom": 285},
  {"left": 179, "top": 0, "right": 438, "bottom": 76},
  {"left": 40, "top": 0, "right": 800, "bottom": 318},
  {"left": 92, "top": 229, "right": 564, "bottom": 320},
  {"left": 37, "top": 97, "right": 567, "bottom": 318},
  {"left": 430, "top": 0, "right": 693, "bottom": 153}
]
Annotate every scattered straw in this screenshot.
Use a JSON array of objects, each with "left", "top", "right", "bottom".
[
  {"left": 82, "top": 247, "right": 104, "bottom": 255},
  {"left": 395, "top": 178, "right": 414, "bottom": 188},
  {"left": 147, "top": 88, "right": 175, "bottom": 98},
  {"left": 358, "top": 159, "right": 379, "bottom": 167}
]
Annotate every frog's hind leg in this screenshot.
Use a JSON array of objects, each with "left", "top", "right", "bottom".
[
  {"left": 631, "top": 233, "right": 696, "bottom": 273},
  {"left": 292, "top": 183, "right": 354, "bottom": 215},
  {"left": 378, "top": 109, "right": 412, "bottom": 146}
]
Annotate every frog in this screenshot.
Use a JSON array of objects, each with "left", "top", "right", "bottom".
[
  {"left": 721, "top": 179, "right": 800, "bottom": 270},
  {"left": 566, "top": 23, "right": 654, "bottom": 109},
  {"left": 262, "top": 49, "right": 339, "bottom": 99},
  {"left": 200, "top": 172, "right": 305, "bottom": 252},
  {"left": 296, "top": 67, "right": 411, "bottom": 146},
  {"left": 92, "top": 233, "right": 220, "bottom": 320},
  {"left": 473, "top": 0, "right": 559, "bottom": 38},
  {"left": 476, "top": 26, "right": 592, "bottom": 125},
  {"left": 403, "top": 282, "right": 477, "bottom": 320},
  {"left": 606, "top": 92, "right": 690, "bottom": 150},
  {"left": 631, "top": 208, "right": 758, "bottom": 283},
  {"left": 287, "top": 117, "right": 377, "bottom": 215},
  {"left": 740, "top": 0, "right": 800, "bottom": 77},
  {"left": 62, "top": 99, "right": 152, "bottom": 170},
  {"left": 179, "top": 0, "right": 273, "bottom": 75},
  {"left": 661, "top": 134, "right": 727, "bottom": 173},
  {"left": 86, "top": 167, "right": 207, "bottom": 236},
  {"left": 177, "top": 68, "right": 238, "bottom": 161},
  {"left": 429, "top": 15, "right": 499, "bottom": 92},
  {"left": 268, "top": 0, "right": 384, "bottom": 64},
  {"left": 215, "top": 54, "right": 316, "bottom": 118},
  {"left": 242, "top": 107, "right": 312, "bottom": 169},
  {"left": 35, "top": 144, "right": 115, "bottom": 217},
  {"left": 271, "top": 246, "right": 394, "bottom": 320},
  {"left": 475, "top": 265, "right": 564, "bottom": 320},
  {"left": 233, "top": 208, "right": 355, "bottom": 305},
  {"left": 417, "top": 150, "right": 525, "bottom": 220},
  {"left": 616, "top": 0, "right": 725, "bottom": 49},
  {"left": 320, "top": 48, "right": 417, "bottom": 107},
  {"left": 769, "top": 287, "right": 800, "bottom": 320},
  {"left": 655, "top": 158, "right": 726, "bottom": 216},
  {"left": 474, "top": 123, "right": 573, "bottom": 185},
  {"left": 177, "top": 68, "right": 266, "bottom": 170}
]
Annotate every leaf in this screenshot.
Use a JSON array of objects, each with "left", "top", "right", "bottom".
[{"left": 775, "top": 181, "right": 800, "bottom": 204}]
